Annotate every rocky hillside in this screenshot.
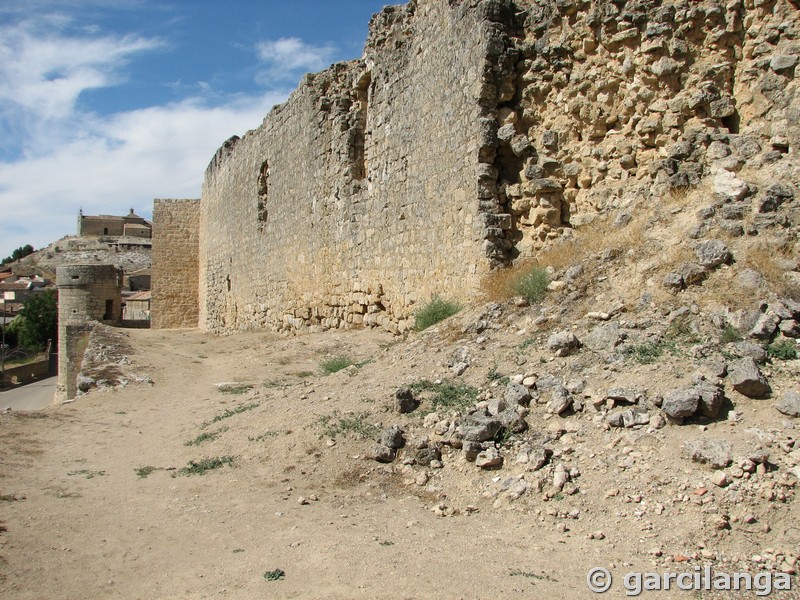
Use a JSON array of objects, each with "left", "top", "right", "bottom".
[{"left": 9, "top": 235, "right": 150, "bottom": 280}]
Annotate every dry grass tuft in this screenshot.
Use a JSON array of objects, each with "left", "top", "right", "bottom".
[
  {"left": 741, "top": 243, "right": 800, "bottom": 300},
  {"left": 480, "top": 213, "right": 649, "bottom": 303},
  {"left": 694, "top": 239, "right": 800, "bottom": 309}
]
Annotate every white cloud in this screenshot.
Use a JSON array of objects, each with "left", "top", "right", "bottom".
[
  {"left": 0, "top": 14, "right": 305, "bottom": 259},
  {"left": 0, "top": 90, "right": 290, "bottom": 256},
  {"left": 0, "top": 18, "right": 164, "bottom": 153},
  {"left": 255, "top": 37, "right": 337, "bottom": 83},
  {"left": 0, "top": 11, "right": 350, "bottom": 260}
]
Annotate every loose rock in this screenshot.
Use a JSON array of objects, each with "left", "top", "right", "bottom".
[
  {"left": 684, "top": 438, "right": 733, "bottom": 469},
  {"left": 775, "top": 391, "right": 800, "bottom": 418},
  {"left": 728, "top": 358, "right": 771, "bottom": 398}
]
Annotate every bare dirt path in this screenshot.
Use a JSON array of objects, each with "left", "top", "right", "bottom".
[
  {"left": 1, "top": 325, "right": 797, "bottom": 599},
  {"left": 0, "top": 328, "right": 590, "bottom": 600}
]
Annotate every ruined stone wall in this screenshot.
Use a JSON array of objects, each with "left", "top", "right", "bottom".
[
  {"left": 479, "top": 0, "right": 800, "bottom": 255},
  {"left": 194, "top": 0, "right": 800, "bottom": 335},
  {"left": 55, "top": 264, "right": 122, "bottom": 401},
  {"left": 151, "top": 199, "right": 200, "bottom": 329},
  {"left": 199, "top": 0, "right": 496, "bottom": 334}
]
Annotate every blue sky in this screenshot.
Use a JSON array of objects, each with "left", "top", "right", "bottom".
[{"left": 0, "top": 0, "right": 388, "bottom": 260}]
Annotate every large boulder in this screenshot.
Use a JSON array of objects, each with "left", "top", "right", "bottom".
[
  {"left": 395, "top": 387, "right": 419, "bottom": 413},
  {"left": 458, "top": 414, "right": 503, "bottom": 442},
  {"left": 728, "top": 358, "right": 771, "bottom": 398},
  {"left": 547, "top": 330, "right": 581, "bottom": 356},
  {"left": 606, "top": 408, "right": 650, "bottom": 428},
  {"left": 583, "top": 322, "right": 623, "bottom": 352},
  {"left": 713, "top": 169, "right": 748, "bottom": 200},
  {"left": 380, "top": 426, "right": 405, "bottom": 450},
  {"left": 684, "top": 438, "right": 733, "bottom": 469},
  {"left": 696, "top": 383, "right": 726, "bottom": 419},
  {"left": 475, "top": 447, "right": 504, "bottom": 469},
  {"left": 662, "top": 388, "right": 700, "bottom": 420},
  {"left": 504, "top": 382, "right": 531, "bottom": 406},
  {"left": 694, "top": 239, "right": 732, "bottom": 269},
  {"left": 546, "top": 385, "right": 573, "bottom": 415}
]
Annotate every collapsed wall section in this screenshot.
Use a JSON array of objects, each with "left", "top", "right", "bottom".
[
  {"left": 199, "top": 0, "right": 495, "bottom": 334},
  {"left": 151, "top": 199, "right": 200, "bottom": 329},
  {"left": 478, "top": 0, "right": 800, "bottom": 256}
]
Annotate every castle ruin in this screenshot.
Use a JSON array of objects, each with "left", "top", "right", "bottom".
[{"left": 152, "top": 0, "right": 800, "bottom": 334}]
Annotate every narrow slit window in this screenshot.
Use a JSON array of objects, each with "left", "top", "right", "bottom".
[
  {"left": 350, "top": 72, "right": 370, "bottom": 181},
  {"left": 257, "top": 160, "right": 269, "bottom": 230}
]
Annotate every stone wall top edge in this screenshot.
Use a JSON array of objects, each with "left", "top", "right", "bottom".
[
  {"left": 56, "top": 264, "right": 122, "bottom": 286},
  {"left": 203, "top": 55, "right": 369, "bottom": 179},
  {"left": 203, "top": 3, "right": 432, "bottom": 180},
  {"left": 153, "top": 198, "right": 200, "bottom": 204}
]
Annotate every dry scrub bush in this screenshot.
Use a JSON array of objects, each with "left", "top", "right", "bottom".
[
  {"left": 741, "top": 242, "right": 800, "bottom": 300},
  {"left": 480, "top": 214, "right": 648, "bottom": 303}
]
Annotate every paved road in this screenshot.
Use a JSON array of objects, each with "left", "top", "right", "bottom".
[{"left": 0, "top": 376, "right": 57, "bottom": 411}]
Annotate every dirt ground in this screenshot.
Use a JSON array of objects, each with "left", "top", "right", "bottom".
[{"left": 0, "top": 322, "right": 798, "bottom": 599}]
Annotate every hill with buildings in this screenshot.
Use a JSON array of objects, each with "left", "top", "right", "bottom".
[{"left": 7, "top": 209, "right": 151, "bottom": 286}]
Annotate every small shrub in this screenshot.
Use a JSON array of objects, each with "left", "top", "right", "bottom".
[
  {"left": 219, "top": 384, "right": 252, "bottom": 395},
  {"left": 410, "top": 379, "right": 479, "bottom": 412},
  {"left": 625, "top": 341, "right": 666, "bottom": 364},
  {"left": 665, "top": 316, "right": 700, "bottom": 344},
  {"left": 487, "top": 366, "right": 509, "bottom": 386},
  {"left": 264, "top": 569, "right": 285, "bottom": 581},
  {"left": 67, "top": 469, "right": 106, "bottom": 479},
  {"left": 512, "top": 266, "right": 550, "bottom": 303},
  {"left": 320, "top": 356, "right": 354, "bottom": 374},
  {"left": 185, "top": 427, "right": 227, "bottom": 446},
  {"left": 248, "top": 430, "right": 278, "bottom": 442},
  {"left": 767, "top": 340, "right": 798, "bottom": 361},
  {"left": 413, "top": 297, "right": 461, "bottom": 331},
  {"left": 317, "top": 411, "right": 379, "bottom": 440},
  {"left": 721, "top": 325, "right": 743, "bottom": 344},
  {"left": 177, "top": 456, "right": 235, "bottom": 476},
  {"left": 200, "top": 403, "right": 259, "bottom": 429},
  {"left": 263, "top": 379, "right": 286, "bottom": 388},
  {"left": 134, "top": 466, "right": 158, "bottom": 479}
]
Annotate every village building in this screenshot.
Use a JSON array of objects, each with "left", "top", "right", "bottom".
[
  {"left": 122, "top": 290, "right": 151, "bottom": 321},
  {"left": 77, "top": 209, "right": 152, "bottom": 239}
]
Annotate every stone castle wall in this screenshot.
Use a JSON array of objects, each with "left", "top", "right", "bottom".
[
  {"left": 151, "top": 199, "right": 200, "bottom": 329},
  {"left": 158, "top": 0, "right": 799, "bottom": 335},
  {"left": 55, "top": 264, "right": 122, "bottom": 401},
  {"left": 198, "top": 0, "right": 501, "bottom": 334}
]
